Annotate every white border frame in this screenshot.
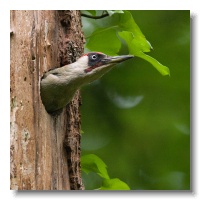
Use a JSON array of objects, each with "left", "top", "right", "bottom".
[{"left": 1, "top": 1, "right": 199, "bottom": 199}]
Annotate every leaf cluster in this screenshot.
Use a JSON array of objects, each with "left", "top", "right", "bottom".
[
  {"left": 82, "top": 10, "right": 170, "bottom": 76},
  {"left": 81, "top": 154, "right": 130, "bottom": 190}
]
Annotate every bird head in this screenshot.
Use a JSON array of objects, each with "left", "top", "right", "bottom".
[
  {"left": 68, "top": 52, "right": 133, "bottom": 85},
  {"left": 77, "top": 52, "right": 133, "bottom": 72}
]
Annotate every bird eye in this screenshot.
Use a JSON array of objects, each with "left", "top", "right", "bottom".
[{"left": 91, "top": 54, "right": 97, "bottom": 60}]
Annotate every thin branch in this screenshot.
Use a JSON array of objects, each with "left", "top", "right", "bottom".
[{"left": 81, "top": 11, "right": 109, "bottom": 19}]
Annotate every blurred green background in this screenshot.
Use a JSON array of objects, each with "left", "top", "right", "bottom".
[{"left": 80, "top": 10, "right": 190, "bottom": 190}]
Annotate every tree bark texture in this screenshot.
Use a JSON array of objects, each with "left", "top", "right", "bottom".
[{"left": 10, "top": 10, "right": 85, "bottom": 190}]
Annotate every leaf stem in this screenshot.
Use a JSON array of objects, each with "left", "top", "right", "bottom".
[{"left": 81, "top": 11, "right": 109, "bottom": 19}]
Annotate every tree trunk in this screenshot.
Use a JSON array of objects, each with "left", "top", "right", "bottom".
[{"left": 10, "top": 10, "right": 85, "bottom": 190}]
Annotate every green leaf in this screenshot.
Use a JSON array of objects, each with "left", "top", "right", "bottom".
[
  {"left": 136, "top": 52, "right": 170, "bottom": 76},
  {"left": 81, "top": 154, "right": 110, "bottom": 179},
  {"left": 118, "top": 30, "right": 151, "bottom": 54},
  {"left": 86, "top": 28, "right": 121, "bottom": 55},
  {"left": 99, "top": 178, "right": 130, "bottom": 190},
  {"left": 118, "top": 31, "right": 170, "bottom": 76},
  {"left": 118, "top": 11, "right": 152, "bottom": 52}
]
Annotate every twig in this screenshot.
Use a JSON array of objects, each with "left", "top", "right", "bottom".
[{"left": 81, "top": 11, "right": 109, "bottom": 19}]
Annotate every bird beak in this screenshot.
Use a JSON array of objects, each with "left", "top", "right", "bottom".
[{"left": 102, "top": 55, "right": 134, "bottom": 65}]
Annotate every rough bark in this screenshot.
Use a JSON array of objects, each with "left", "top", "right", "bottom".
[{"left": 10, "top": 10, "right": 84, "bottom": 190}]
